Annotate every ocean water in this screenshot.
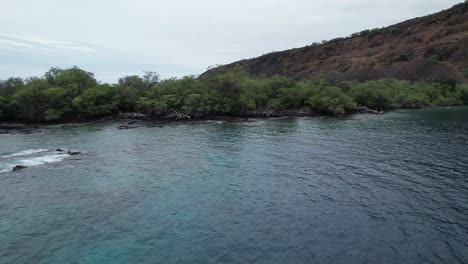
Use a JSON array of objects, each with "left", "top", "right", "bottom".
[{"left": 0, "top": 107, "right": 467, "bottom": 264}]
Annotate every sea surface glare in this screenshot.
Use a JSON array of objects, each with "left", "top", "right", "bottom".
[{"left": 0, "top": 107, "right": 467, "bottom": 263}]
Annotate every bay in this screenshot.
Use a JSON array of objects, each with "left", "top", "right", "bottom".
[{"left": 1, "top": 107, "right": 467, "bottom": 264}]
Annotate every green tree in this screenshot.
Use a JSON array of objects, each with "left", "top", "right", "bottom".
[
  {"left": 0, "top": 77, "right": 24, "bottom": 97},
  {"left": 203, "top": 66, "right": 250, "bottom": 114},
  {"left": 118, "top": 74, "right": 156, "bottom": 111},
  {"left": 15, "top": 78, "right": 49, "bottom": 121},
  {"left": 0, "top": 77, "right": 23, "bottom": 121},
  {"left": 45, "top": 67, "right": 97, "bottom": 97},
  {"left": 278, "top": 82, "right": 319, "bottom": 109},
  {"left": 41, "top": 87, "right": 71, "bottom": 121},
  {"left": 1, "top": 66, "right": 467, "bottom": 122},
  {"left": 118, "top": 75, "right": 146, "bottom": 90},
  {"left": 434, "top": 77, "right": 457, "bottom": 95},
  {"left": 143, "top": 71, "right": 160, "bottom": 87},
  {"left": 0, "top": 95, "right": 8, "bottom": 120},
  {"left": 459, "top": 85, "right": 468, "bottom": 105},
  {"left": 307, "top": 86, "right": 356, "bottom": 115},
  {"left": 350, "top": 80, "right": 399, "bottom": 110},
  {"left": 73, "top": 85, "right": 121, "bottom": 117}
]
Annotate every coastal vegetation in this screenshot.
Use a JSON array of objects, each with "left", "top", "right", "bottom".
[{"left": 0, "top": 66, "right": 467, "bottom": 122}]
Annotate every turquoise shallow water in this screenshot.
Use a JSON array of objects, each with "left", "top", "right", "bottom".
[{"left": 1, "top": 107, "right": 468, "bottom": 264}]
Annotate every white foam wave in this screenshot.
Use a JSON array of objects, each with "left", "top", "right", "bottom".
[
  {"left": 18, "top": 153, "right": 69, "bottom": 167},
  {"left": 0, "top": 162, "right": 14, "bottom": 173},
  {"left": 2, "top": 148, "right": 48, "bottom": 158},
  {"left": 205, "top": 120, "right": 224, "bottom": 124},
  {"left": 0, "top": 148, "right": 75, "bottom": 172}
]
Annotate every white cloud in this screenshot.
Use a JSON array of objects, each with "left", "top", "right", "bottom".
[{"left": 0, "top": 35, "right": 97, "bottom": 53}]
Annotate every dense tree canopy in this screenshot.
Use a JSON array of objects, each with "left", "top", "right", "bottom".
[{"left": 0, "top": 66, "right": 466, "bottom": 122}]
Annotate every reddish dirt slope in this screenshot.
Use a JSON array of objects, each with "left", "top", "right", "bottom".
[{"left": 212, "top": 3, "right": 468, "bottom": 83}]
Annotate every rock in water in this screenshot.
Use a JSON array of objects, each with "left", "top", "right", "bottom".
[
  {"left": 118, "top": 125, "right": 138, "bottom": 129},
  {"left": 12, "top": 165, "right": 28, "bottom": 172},
  {"left": 118, "top": 125, "right": 131, "bottom": 129},
  {"left": 67, "top": 151, "right": 82, "bottom": 155}
]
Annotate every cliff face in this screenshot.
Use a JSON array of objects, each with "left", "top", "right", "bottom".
[{"left": 212, "top": 3, "right": 468, "bottom": 83}]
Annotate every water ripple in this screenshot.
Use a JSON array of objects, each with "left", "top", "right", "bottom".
[{"left": 0, "top": 107, "right": 468, "bottom": 263}]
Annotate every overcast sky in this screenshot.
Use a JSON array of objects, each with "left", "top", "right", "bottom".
[{"left": 0, "top": 0, "right": 462, "bottom": 83}]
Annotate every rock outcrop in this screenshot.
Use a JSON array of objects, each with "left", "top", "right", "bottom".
[
  {"left": 206, "top": 3, "right": 468, "bottom": 83},
  {"left": 12, "top": 165, "right": 27, "bottom": 172}
]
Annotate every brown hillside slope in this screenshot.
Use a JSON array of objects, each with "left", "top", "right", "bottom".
[{"left": 209, "top": 3, "right": 468, "bottom": 83}]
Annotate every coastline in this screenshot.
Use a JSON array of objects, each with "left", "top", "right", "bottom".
[
  {"left": 5, "top": 106, "right": 467, "bottom": 134},
  {"left": 0, "top": 107, "right": 387, "bottom": 134}
]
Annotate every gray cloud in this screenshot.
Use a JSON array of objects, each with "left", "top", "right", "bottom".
[
  {"left": 0, "top": 35, "right": 97, "bottom": 53},
  {"left": 0, "top": 0, "right": 462, "bottom": 82}
]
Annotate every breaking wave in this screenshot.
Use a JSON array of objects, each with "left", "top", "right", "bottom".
[
  {"left": 0, "top": 149, "right": 72, "bottom": 173},
  {"left": 1, "top": 149, "right": 49, "bottom": 158},
  {"left": 17, "top": 153, "right": 69, "bottom": 167},
  {"left": 0, "top": 164, "right": 13, "bottom": 173}
]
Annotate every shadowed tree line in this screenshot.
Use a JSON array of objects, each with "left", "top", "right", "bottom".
[{"left": 0, "top": 66, "right": 467, "bottom": 122}]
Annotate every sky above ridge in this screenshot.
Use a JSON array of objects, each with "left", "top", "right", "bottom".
[{"left": 0, "top": 0, "right": 462, "bottom": 83}]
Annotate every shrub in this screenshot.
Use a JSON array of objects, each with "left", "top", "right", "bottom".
[
  {"left": 427, "top": 55, "right": 441, "bottom": 64},
  {"left": 73, "top": 85, "right": 121, "bottom": 117},
  {"left": 307, "top": 86, "right": 356, "bottom": 115}
]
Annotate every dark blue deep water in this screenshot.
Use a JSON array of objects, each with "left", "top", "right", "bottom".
[{"left": 1, "top": 107, "right": 468, "bottom": 264}]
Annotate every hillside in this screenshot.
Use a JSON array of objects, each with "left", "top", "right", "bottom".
[{"left": 209, "top": 2, "right": 468, "bottom": 83}]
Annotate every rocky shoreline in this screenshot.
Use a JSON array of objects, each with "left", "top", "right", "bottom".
[
  {"left": 107, "top": 106, "right": 384, "bottom": 122},
  {"left": 2, "top": 148, "right": 85, "bottom": 173},
  {"left": 0, "top": 107, "right": 386, "bottom": 134}
]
